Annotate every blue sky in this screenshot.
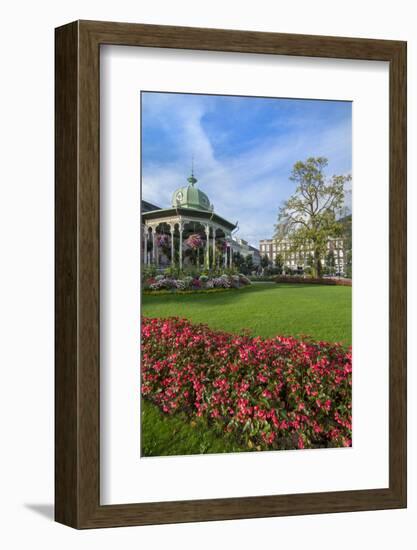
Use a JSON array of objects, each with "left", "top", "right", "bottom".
[{"left": 141, "top": 92, "right": 352, "bottom": 247}]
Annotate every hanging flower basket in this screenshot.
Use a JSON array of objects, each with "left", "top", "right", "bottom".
[
  {"left": 185, "top": 233, "right": 203, "bottom": 250},
  {"left": 155, "top": 233, "right": 170, "bottom": 248}
]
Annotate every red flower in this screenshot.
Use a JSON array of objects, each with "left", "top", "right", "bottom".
[{"left": 141, "top": 317, "right": 352, "bottom": 451}]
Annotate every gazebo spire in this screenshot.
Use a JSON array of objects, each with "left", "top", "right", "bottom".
[{"left": 187, "top": 155, "right": 197, "bottom": 186}]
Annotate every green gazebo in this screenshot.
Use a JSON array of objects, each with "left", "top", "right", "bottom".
[{"left": 142, "top": 172, "right": 237, "bottom": 270}]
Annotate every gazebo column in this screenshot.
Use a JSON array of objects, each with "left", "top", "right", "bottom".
[
  {"left": 212, "top": 228, "right": 216, "bottom": 269},
  {"left": 148, "top": 227, "right": 151, "bottom": 264},
  {"left": 205, "top": 225, "right": 210, "bottom": 269},
  {"left": 155, "top": 234, "right": 158, "bottom": 266},
  {"left": 179, "top": 222, "right": 183, "bottom": 270},
  {"left": 143, "top": 228, "right": 148, "bottom": 265},
  {"left": 151, "top": 228, "right": 156, "bottom": 265},
  {"left": 170, "top": 224, "right": 175, "bottom": 267},
  {"left": 155, "top": 225, "right": 160, "bottom": 267}
]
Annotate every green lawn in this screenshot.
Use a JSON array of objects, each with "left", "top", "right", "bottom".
[
  {"left": 141, "top": 282, "right": 351, "bottom": 457},
  {"left": 141, "top": 398, "right": 246, "bottom": 456},
  {"left": 142, "top": 282, "right": 351, "bottom": 345}
]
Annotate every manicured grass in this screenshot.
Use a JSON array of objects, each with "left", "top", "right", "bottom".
[
  {"left": 142, "top": 282, "right": 352, "bottom": 345},
  {"left": 141, "top": 398, "right": 247, "bottom": 457},
  {"left": 141, "top": 282, "right": 351, "bottom": 456}
]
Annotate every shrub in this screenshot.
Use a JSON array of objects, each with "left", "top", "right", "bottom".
[
  {"left": 249, "top": 276, "right": 276, "bottom": 282},
  {"left": 192, "top": 278, "right": 202, "bottom": 289},
  {"left": 141, "top": 317, "right": 352, "bottom": 451},
  {"left": 143, "top": 277, "right": 157, "bottom": 289},
  {"left": 231, "top": 275, "right": 240, "bottom": 288},
  {"left": 164, "top": 266, "right": 182, "bottom": 279},
  {"left": 142, "top": 265, "right": 157, "bottom": 282},
  {"left": 238, "top": 274, "right": 251, "bottom": 286},
  {"left": 275, "top": 276, "right": 352, "bottom": 287},
  {"left": 182, "top": 276, "right": 194, "bottom": 289}
]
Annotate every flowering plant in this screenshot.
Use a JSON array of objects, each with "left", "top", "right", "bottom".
[
  {"left": 141, "top": 317, "right": 352, "bottom": 451},
  {"left": 143, "top": 287, "right": 237, "bottom": 296},
  {"left": 144, "top": 273, "right": 251, "bottom": 293},
  {"left": 143, "top": 277, "right": 157, "bottom": 289},
  {"left": 212, "top": 276, "right": 231, "bottom": 288},
  {"left": 182, "top": 276, "right": 194, "bottom": 289},
  {"left": 155, "top": 234, "right": 170, "bottom": 248},
  {"left": 185, "top": 233, "right": 203, "bottom": 250},
  {"left": 149, "top": 278, "right": 177, "bottom": 290}
]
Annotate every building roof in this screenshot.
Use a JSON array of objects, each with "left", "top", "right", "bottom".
[{"left": 141, "top": 199, "right": 161, "bottom": 213}]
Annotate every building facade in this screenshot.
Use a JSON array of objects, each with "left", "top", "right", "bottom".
[
  {"left": 230, "top": 238, "right": 261, "bottom": 267},
  {"left": 259, "top": 236, "right": 348, "bottom": 273}
]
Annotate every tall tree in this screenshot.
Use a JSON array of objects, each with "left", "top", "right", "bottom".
[
  {"left": 274, "top": 253, "right": 284, "bottom": 274},
  {"left": 325, "top": 249, "right": 336, "bottom": 275},
  {"left": 260, "top": 254, "right": 270, "bottom": 269},
  {"left": 233, "top": 251, "right": 245, "bottom": 271},
  {"left": 345, "top": 249, "right": 352, "bottom": 279},
  {"left": 275, "top": 157, "right": 351, "bottom": 278},
  {"left": 245, "top": 254, "right": 254, "bottom": 273}
]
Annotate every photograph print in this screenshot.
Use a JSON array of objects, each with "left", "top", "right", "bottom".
[{"left": 140, "top": 91, "right": 352, "bottom": 457}]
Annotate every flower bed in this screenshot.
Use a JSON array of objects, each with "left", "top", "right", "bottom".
[
  {"left": 143, "top": 273, "right": 251, "bottom": 293},
  {"left": 249, "top": 276, "right": 277, "bottom": 282},
  {"left": 274, "top": 276, "right": 352, "bottom": 286},
  {"left": 143, "top": 286, "right": 251, "bottom": 296},
  {"left": 141, "top": 317, "right": 352, "bottom": 451}
]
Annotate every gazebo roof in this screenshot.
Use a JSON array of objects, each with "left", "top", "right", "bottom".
[
  {"left": 142, "top": 206, "right": 237, "bottom": 232},
  {"left": 171, "top": 172, "right": 212, "bottom": 212}
]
